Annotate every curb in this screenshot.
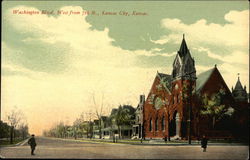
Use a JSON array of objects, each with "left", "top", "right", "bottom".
[
  {"left": 46, "top": 137, "right": 127, "bottom": 145},
  {"left": 77, "top": 140, "right": 249, "bottom": 146},
  {"left": 41, "top": 137, "right": 249, "bottom": 146},
  {"left": 17, "top": 139, "right": 29, "bottom": 146},
  {"left": 0, "top": 155, "right": 5, "bottom": 159},
  {"left": 75, "top": 138, "right": 249, "bottom": 146}
]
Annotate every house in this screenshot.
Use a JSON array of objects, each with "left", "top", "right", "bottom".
[
  {"left": 92, "top": 107, "right": 135, "bottom": 139},
  {"left": 132, "top": 95, "right": 145, "bottom": 139},
  {"left": 92, "top": 116, "right": 108, "bottom": 139},
  {"left": 105, "top": 107, "right": 134, "bottom": 139}
]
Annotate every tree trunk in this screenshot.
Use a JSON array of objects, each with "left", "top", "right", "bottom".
[
  {"left": 99, "top": 126, "right": 101, "bottom": 139},
  {"left": 13, "top": 129, "right": 15, "bottom": 141},
  {"left": 10, "top": 126, "right": 14, "bottom": 144},
  {"left": 99, "top": 120, "right": 102, "bottom": 139},
  {"left": 118, "top": 125, "right": 121, "bottom": 139},
  {"left": 74, "top": 128, "right": 77, "bottom": 139},
  {"left": 212, "top": 117, "right": 216, "bottom": 129},
  {"left": 120, "top": 126, "right": 123, "bottom": 139}
]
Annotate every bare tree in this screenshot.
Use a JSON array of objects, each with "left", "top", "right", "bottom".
[
  {"left": 18, "top": 123, "right": 29, "bottom": 140},
  {"left": 92, "top": 92, "right": 104, "bottom": 139},
  {"left": 73, "top": 112, "right": 88, "bottom": 139},
  {"left": 85, "top": 110, "right": 94, "bottom": 138},
  {"left": 73, "top": 118, "right": 82, "bottom": 139},
  {"left": 7, "top": 107, "right": 25, "bottom": 144}
]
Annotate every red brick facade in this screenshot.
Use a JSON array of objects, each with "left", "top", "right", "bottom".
[
  {"left": 143, "top": 74, "right": 197, "bottom": 139},
  {"left": 142, "top": 37, "right": 248, "bottom": 140}
]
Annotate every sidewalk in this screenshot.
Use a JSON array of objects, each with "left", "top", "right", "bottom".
[
  {"left": 72, "top": 137, "right": 248, "bottom": 146},
  {"left": 40, "top": 136, "right": 249, "bottom": 146}
]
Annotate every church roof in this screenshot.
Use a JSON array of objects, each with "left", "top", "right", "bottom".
[
  {"left": 178, "top": 35, "right": 189, "bottom": 58},
  {"left": 157, "top": 72, "right": 172, "bottom": 91},
  {"left": 234, "top": 77, "right": 244, "bottom": 91},
  {"left": 196, "top": 67, "right": 215, "bottom": 93},
  {"left": 158, "top": 72, "right": 171, "bottom": 79},
  {"left": 232, "top": 76, "right": 248, "bottom": 102}
]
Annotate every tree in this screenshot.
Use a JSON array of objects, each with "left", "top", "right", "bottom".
[
  {"left": 107, "top": 108, "right": 118, "bottom": 140},
  {"left": 56, "top": 122, "right": 66, "bottom": 138},
  {"left": 92, "top": 92, "right": 105, "bottom": 139},
  {"left": 7, "top": 107, "right": 25, "bottom": 144},
  {"left": 84, "top": 111, "right": 94, "bottom": 138},
  {"left": 200, "top": 89, "right": 234, "bottom": 129},
  {"left": 43, "top": 122, "right": 67, "bottom": 138},
  {"left": 0, "top": 121, "right": 11, "bottom": 139},
  {"left": 73, "top": 113, "right": 87, "bottom": 139},
  {"left": 73, "top": 118, "right": 81, "bottom": 139},
  {"left": 115, "top": 105, "right": 135, "bottom": 139},
  {"left": 18, "top": 123, "right": 29, "bottom": 140}
]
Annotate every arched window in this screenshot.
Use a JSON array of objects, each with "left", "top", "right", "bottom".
[
  {"left": 149, "top": 119, "right": 153, "bottom": 132},
  {"left": 162, "top": 116, "right": 165, "bottom": 131},
  {"left": 176, "top": 94, "right": 179, "bottom": 103},
  {"left": 155, "top": 118, "right": 158, "bottom": 131},
  {"left": 177, "top": 94, "right": 181, "bottom": 103}
]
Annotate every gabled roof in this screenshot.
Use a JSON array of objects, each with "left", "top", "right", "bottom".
[
  {"left": 157, "top": 72, "right": 172, "bottom": 92},
  {"left": 158, "top": 72, "right": 171, "bottom": 80},
  {"left": 196, "top": 67, "right": 215, "bottom": 93}
]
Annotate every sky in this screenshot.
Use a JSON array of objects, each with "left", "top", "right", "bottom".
[{"left": 1, "top": 1, "right": 249, "bottom": 135}]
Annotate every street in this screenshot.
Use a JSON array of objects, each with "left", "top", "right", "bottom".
[{"left": 0, "top": 137, "right": 248, "bottom": 159}]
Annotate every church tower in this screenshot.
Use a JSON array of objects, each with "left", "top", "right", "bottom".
[
  {"left": 169, "top": 35, "right": 196, "bottom": 138},
  {"left": 232, "top": 75, "right": 248, "bottom": 102},
  {"left": 172, "top": 34, "right": 196, "bottom": 80}
]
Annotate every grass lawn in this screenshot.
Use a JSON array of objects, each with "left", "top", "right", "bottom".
[{"left": 0, "top": 138, "right": 25, "bottom": 146}]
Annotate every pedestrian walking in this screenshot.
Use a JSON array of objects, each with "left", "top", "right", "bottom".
[
  {"left": 28, "top": 134, "right": 37, "bottom": 155},
  {"left": 201, "top": 135, "right": 208, "bottom": 152}
]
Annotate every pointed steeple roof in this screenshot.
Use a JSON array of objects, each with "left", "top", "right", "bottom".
[
  {"left": 232, "top": 74, "right": 248, "bottom": 102},
  {"left": 178, "top": 34, "right": 189, "bottom": 57},
  {"left": 234, "top": 76, "right": 244, "bottom": 90},
  {"left": 172, "top": 34, "right": 196, "bottom": 80}
]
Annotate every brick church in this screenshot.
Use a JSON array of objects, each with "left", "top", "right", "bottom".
[{"left": 135, "top": 35, "right": 249, "bottom": 140}]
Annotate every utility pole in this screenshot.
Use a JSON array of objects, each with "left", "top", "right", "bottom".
[
  {"left": 188, "top": 72, "right": 195, "bottom": 144},
  {"left": 164, "top": 107, "right": 170, "bottom": 141},
  {"left": 140, "top": 95, "right": 145, "bottom": 143},
  {"left": 187, "top": 100, "right": 192, "bottom": 144}
]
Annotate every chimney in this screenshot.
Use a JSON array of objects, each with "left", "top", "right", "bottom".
[{"left": 140, "top": 95, "right": 145, "bottom": 104}]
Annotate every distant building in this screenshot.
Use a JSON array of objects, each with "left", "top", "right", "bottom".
[
  {"left": 92, "top": 116, "right": 108, "bottom": 139},
  {"left": 142, "top": 35, "right": 249, "bottom": 140},
  {"left": 93, "top": 107, "right": 135, "bottom": 139},
  {"left": 132, "top": 95, "right": 145, "bottom": 139}
]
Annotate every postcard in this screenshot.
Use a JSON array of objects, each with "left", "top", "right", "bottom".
[{"left": 1, "top": 0, "right": 249, "bottom": 159}]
